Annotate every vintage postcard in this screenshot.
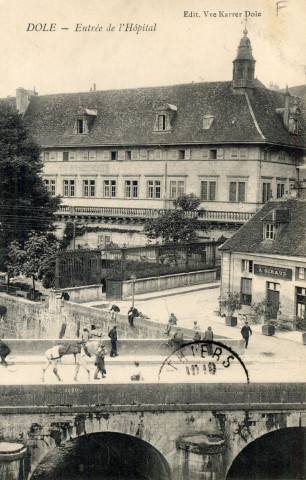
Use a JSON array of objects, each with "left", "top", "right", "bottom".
[{"left": 0, "top": 0, "right": 305, "bottom": 479}]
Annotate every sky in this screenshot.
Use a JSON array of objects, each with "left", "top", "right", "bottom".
[{"left": 0, "top": 0, "right": 305, "bottom": 98}]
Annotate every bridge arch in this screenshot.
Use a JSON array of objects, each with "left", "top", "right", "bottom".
[
  {"left": 226, "top": 426, "right": 306, "bottom": 480},
  {"left": 29, "top": 431, "right": 172, "bottom": 480}
]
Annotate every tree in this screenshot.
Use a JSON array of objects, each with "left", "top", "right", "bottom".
[
  {"left": 0, "top": 102, "right": 61, "bottom": 269},
  {"left": 7, "top": 231, "right": 58, "bottom": 297},
  {"left": 144, "top": 194, "right": 202, "bottom": 244}
]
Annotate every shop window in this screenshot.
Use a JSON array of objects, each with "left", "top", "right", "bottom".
[
  {"left": 296, "top": 267, "right": 306, "bottom": 281},
  {"left": 241, "top": 278, "right": 252, "bottom": 305}
]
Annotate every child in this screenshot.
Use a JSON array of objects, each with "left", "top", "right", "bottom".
[{"left": 131, "top": 361, "right": 144, "bottom": 381}]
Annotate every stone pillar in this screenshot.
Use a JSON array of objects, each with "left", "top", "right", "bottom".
[
  {"left": 0, "top": 442, "right": 27, "bottom": 480},
  {"left": 177, "top": 432, "right": 226, "bottom": 480}
]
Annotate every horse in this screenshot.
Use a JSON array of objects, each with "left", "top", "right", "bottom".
[{"left": 41, "top": 340, "right": 102, "bottom": 382}]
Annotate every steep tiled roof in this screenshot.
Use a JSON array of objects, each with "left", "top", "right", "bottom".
[
  {"left": 0, "top": 81, "right": 303, "bottom": 149},
  {"left": 219, "top": 198, "right": 306, "bottom": 257}
]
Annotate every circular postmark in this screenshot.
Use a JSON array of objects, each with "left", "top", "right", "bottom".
[{"left": 158, "top": 340, "right": 250, "bottom": 383}]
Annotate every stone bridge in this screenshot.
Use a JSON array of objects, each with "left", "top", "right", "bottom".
[{"left": 0, "top": 383, "right": 305, "bottom": 480}]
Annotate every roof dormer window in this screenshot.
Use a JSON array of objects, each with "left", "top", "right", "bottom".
[
  {"left": 202, "top": 115, "right": 214, "bottom": 130},
  {"left": 73, "top": 106, "right": 97, "bottom": 135},
  {"left": 77, "top": 119, "right": 84, "bottom": 134},
  {"left": 153, "top": 101, "right": 177, "bottom": 132},
  {"left": 264, "top": 223, "right": 275, "bottom": 240}
]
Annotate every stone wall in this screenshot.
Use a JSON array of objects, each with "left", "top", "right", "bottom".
[
  {"left": 122, "top": 269, "right": 218, "bottom": 298},
  {"left": 0, "top": 292, "right": 235, "bottom": 344}
]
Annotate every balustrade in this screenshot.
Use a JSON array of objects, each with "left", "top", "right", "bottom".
[{"left": 56, "top": 205, "right": 254, "bottom": 222}]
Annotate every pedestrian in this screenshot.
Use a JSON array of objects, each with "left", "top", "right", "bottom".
[
  {"left": 81, "top": 328, "right": 90, "bottom": 342},
  {"left": 128, "top": 306, "right": 139, "bottom": 327},
  {"left": 165, "top": 318, "right": 172, "bottom": 336},
  {"left": 193, "top": 330, "right": 202, "bottom": 342},
  {"left": 241, "top": 321, "right": 252, "bottom": 348},
  {"left": 108, "top": 325, "right": 119, "bottom": 357},
  {"left": 109, "top": 304, "right": 120, "bottom": 321},
  {"left": 193, "top": 320, "right": 200, "bottom": 331},
  {"left": 131, "top": 361, "right": 144, "bottom": 381},
  {"left": 169, "top": 312, "right": 178, "bottom": 325},
  {"left": 0, "top": 339, "right": 11, "bottom": 367},
  {"left": 94, "top": 344, "right": 107, "bottom": 379},
  {"left": 203, "top": 326, "right": 214, "bottom": 355},
  {"left": 170, "top": 328, "right": 184, "bottom": 349}
]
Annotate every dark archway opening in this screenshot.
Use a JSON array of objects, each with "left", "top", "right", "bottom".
[
  {"left": 30, "top": 432, "right": 171, "bottom": 480},
  {"left": 227, "top": 427, "right": 306, "bottom": 480}
]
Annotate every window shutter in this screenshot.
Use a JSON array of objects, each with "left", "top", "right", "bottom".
[
  {"left": 202, "top": 149, "right": 209, "bottom": 159},
  {"left": 140, "top": 149, "right": 148, "bottom": 159},
  {"left": 118, "top": 150, "right": 125, "bottom": 161},
  {"left": 89, "top": 150, "right": 96, "bottom": 161},
  {"left": 229, "top": 182, "right": 236, "bottom": 202},
  {"left": 132, "top": 150, "right": 140, "bottom": 160},
  {"left": 73, "top": 120, "right": 78, "bottom": 134},
  {"left": 102, "top": 151, "right": 111, "bottom": 160},
  {"left": 217, "top": 148, "right": 224, "bottom": 159},
  {"left": 96, "top": 150, "right": 103, "bottom": 160},
  {"left": 155, "top": 150, "right": 161, "bottom": 160},
  {"left": 238, "top": 182, "right": 246, "bottom": 202},
  {"left": 184, "top": 149, "right": 191, "bottom": 160},
  {"left": 83, "top": 120, "right": 89, "bottom": 134}
]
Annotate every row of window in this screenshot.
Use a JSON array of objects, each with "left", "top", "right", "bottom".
[
  {"left": 262, "top": 181, "right": 291, "bottom": 202},
  {"left": 44, "top": 148, "right": 250, "bottom": 162},
  {"left": 242, "top": 260, "right": 306, "bottom": 280},
  {"left": 44, "top": 178, "right": 248, "bottom": 202}
]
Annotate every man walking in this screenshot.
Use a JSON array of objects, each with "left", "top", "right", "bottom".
[
  {"left": 94, "top": 344, "right": 107, "bottom": 379},
  {"left": 203, "top": 326, "right": 214, "bottom": 356},
  {"left": 108, "top": 325, "right": 119, "bottom": 357},
  {"left": 241, "top": 321, "right": 252, "bottom": 348},
  {"left": 0, "top": 339, "right": 11, "bottom": 367}
]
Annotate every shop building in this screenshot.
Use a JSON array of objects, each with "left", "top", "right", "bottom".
[{"left": 219, "top": 197, "right": 306, "bottom": 328}]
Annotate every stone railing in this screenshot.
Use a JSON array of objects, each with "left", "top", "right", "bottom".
[{"left": 56, "top": 206, "right": 255, "bottom": 223}]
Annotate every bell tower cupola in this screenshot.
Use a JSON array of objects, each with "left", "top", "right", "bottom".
[{"left": 232, "top": 28, "right": 256, "bottom": 92}]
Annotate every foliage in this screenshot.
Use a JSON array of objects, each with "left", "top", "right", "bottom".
[
  {"left": 6, "top": 231, "right": 58, "bottom": 295},
  {"left": 251, "top": 300, "right": 282, "bottom": 323},
  {"left": 144, "top": 194, "right": 203, "bottom": 244},
  {"left": 220, "top": 292, "right": 242, "bottom": 317},
  {"left": 0, "top": 102, "right": 61, "bottom": 268},
  {"left": 172, "top": 193, "right": 201, "bottom": 212}
]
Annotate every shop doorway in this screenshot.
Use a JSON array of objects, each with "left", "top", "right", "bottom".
[{"left": 266, "top": 282, "right": 280, "bottom": 319}]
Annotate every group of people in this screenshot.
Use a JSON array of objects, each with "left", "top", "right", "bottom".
[{"left": 109, "top": 304, "right": 140, "bottom": 327}]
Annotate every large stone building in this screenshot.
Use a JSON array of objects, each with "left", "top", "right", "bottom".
[
  {"left": 5, "top": 29, "right": 306, "bottom": 247},
  {"left": 219, "top": 197, "right": 306, "bottom": 328}
]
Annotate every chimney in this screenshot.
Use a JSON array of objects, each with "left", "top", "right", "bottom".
[
  {"left": 16, "top": 87, "right": 37, "bottom": 115},
  {"left": 283, "top": 85, "right": 290, "bottom": 129},
  {"left": 93, "top": 83, "right": 96, "bottom": 92}
]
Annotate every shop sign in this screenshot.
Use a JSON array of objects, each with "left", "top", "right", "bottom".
[{"left": 254, "top": 264, "right": 292, "bottom": 280}]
